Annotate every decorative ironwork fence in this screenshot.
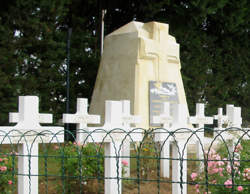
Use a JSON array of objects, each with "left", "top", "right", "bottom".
[{"left": 0, "top": 128, "right": 249, "bottom": 194}]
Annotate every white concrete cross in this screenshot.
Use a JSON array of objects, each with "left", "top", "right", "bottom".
[
  {"left": 226, "top": 105, "right": 242, "bottom": 128},
  {"left": 62, "top": 98, "right": 100, "bottom": 143},
  {"left": 153, "top": 103, "right": 189, "bottom": 194},
  {"left": 121, "top": 100, "right": 141, "bottom": 177},
  {"left": 153, "top": 102, "right": 173, "bottom": 129},
  {"left": 171, "top": 104, "right": 188, "bottom": 194},
  {"left": 153, "top": 102, "right": 173, "bottom": 178},
  {"left": 189, "top": 103, "right": 213, "bottom": 159},
  {"left": 0, "top": 96, "right": 64, "bottom": 194},
  {"left": 214, "top": 108, "right": 228, "bottom": 129},
  {"left": 88, "top": 100, "right": 142, "bottom": 194},
  {"left": 189, "top": 103, "right": 213, "bottom": 129},
  {"left": 223, "top": 105, "right": 243, "bottom": 142}
]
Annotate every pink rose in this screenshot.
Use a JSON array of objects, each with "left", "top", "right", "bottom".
[
  {"left": 235, "top": 144, "right": 243, "bottom": 151},
  {"left": 73, "top": 141, "right": 81, "bottom": 146},
  {"left": 0, "top": 166, "right": 7, "bottom": 171},
  {"left": 218, "top": 168, "right": 223, "bottom": 173},
  {"left": 8, "top": 180, "right": 12, "bottom": 185},
  {"left": 121, "top": 160, "right": 128, "bottom": 166},
  {"left": 191, "top": 172, "right": 198, "bottom": 181},
  {"left": 237, "top": 186, "right": 243, "bottom": 192},
  {"left": 226, "top": 165, "right": 231, "bottom": 174},
  {"left": 224, "top": 179, "right": 232, "bottom": 188},
  {"left": 195, "top": 184, "right": 199, "bottom": 189},
  {"left": 212, "top": 168, "right": 219, "bottom": 173},
  {"left": 217, "top": 161, "right": 224, "bottom": 166},
  {"left": 0, "top": 158, "right": 3, "bottom": 162}
]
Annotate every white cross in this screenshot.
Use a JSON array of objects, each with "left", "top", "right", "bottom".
[
  {"left": 226, "top": 105, "right": 242, "bottom": 128},
  {"left": 152, "top": 102, "right": 173, "bottom": 178},
  {"left": 189, "top": 103, "right": 213, "bottom": 128},
  {"left": 170, "top": 104, "right": 188, "bottom": 194},
  {"left": 0, "top": 96, "right": 64, "bottom": 194},
  {"left": 152, "top": 103, "right": 189, "bottom": 194},
  {"left": 189, "top": 103, "right": 213, "bottom": 160},
  {"left": 62, "top": 98, "right": 100, "bottom": 143},
  {"left": 88, "top": 100, "right": 142, "bottom": 194},
  {"left": 121, "top": 100, "right": 141, "bottom": 177},
  {"left": 214, "top": 108, "right": 228, "bottom": 129},
  {"left": 153, "top": 102, "right": 173, "bottom": 129},
  {"left": 223, "top": 105, "right": 243, "bottom": 146}
]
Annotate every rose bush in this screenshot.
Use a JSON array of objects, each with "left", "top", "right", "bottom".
[
  {"left": 0, "top": 152, "right": 16, "bottom": 193},
  {"left": 190, "top": 140, "right": 250, "bottom": 193}
]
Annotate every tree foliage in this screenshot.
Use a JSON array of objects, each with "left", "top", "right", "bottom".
[{"left": 0, "top": 0, "right": 249, "bottom": 125}]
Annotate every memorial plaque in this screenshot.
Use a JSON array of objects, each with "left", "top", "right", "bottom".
[{"left": 149, "top": 81, "right": 179, "bottom": 126}]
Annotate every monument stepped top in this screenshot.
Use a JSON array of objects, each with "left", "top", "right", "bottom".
[{"left": 107, "top": 21, "right": 176, "bottom": 42}]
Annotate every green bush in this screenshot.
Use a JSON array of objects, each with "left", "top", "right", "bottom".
[{"left": 62, "top": 142, "right": 104, "bottom": 194}]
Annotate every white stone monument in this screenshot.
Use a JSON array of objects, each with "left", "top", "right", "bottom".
[{"left": 90, "top": 21, "right": 190, "bottom": 129}]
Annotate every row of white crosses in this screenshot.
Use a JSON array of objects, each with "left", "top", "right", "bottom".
[
  {"left": 152, "top": 102, "right": 244, "bottom": 194},
  {"left": 63, "top": 99, "right": 141, "bottom": 194},
  {"left": 213, "top": 105, "right": 243, "bottom": 152},
  {"left": 0, "top": 96, "right": 64, "bottom": 194},
  {"left": 214, "top": 104, "right": 242, "bottom": 140},
  {"left": 0, "top": 96, "right": 245, "bottom": 194}
]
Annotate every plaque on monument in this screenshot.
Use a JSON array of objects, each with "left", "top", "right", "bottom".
[{"left": 149, "top": 81, "right": 179, "bottom": 126}]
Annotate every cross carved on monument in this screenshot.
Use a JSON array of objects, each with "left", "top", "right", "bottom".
[{"left": 139, "top": 23, "right": 180, "bottom": 81}]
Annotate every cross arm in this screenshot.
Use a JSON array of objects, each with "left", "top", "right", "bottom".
[{"left": 9, "top": 113, "right": 53, "bottom": 123}]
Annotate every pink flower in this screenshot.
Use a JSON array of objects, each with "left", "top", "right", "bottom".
[
  {"left": 73, "top": 141, "right": 81, "bottom": 146},
  {"left": 212, "top": 179, "right": 217, "bottom": 184},
  {"left": 226, "top": 165, "right": 231, "bottom": 174},
  {"left": 121, "top": 160, "right": 128, "bottom": 166},
  {"left": 235, "top": 144, "right": 243, "bottom": 152},
  {"left": 53, "top": 145, "right": 59, "bottom": 150},
  {"left": 234, "top": 161, "right": 240, "bottom": 166},
  {"left": 8, "top": 180, "right": 12, "bottom": 185},
  {"left": 237, "top": 186, "right": 243, "bottom": 192},
  {"left": 195, "top": 184, "right": 199, "bottom": 189},
  {"left": 217, "top": 161, "right": 224, "bottom": 166},
  {"left": 224, "top": 179, "right": 232, "bottom": 188},
  {"left": 191, "top": 172, "right": 198, "bottom": 181},
  {"left": 208, "top": 161, "right": 215, "bottom": 168},
  {"left": 196, "top": 189, "right": 200, "bottom": 193},
  {"left": 0, "top": 158, "right": 3, "bottom": 162},
  {"left": 212, "top": 168, "right": 219, "bottom": 174},
  {"left": 215, "top": 154, "right": 221, "bottom": 160},
  {"left": 0, "top": 166, "right": 7, "bottom": 171}
]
